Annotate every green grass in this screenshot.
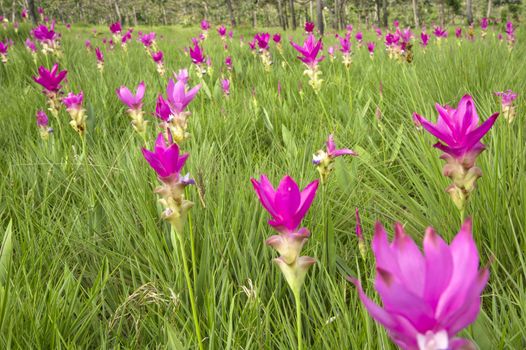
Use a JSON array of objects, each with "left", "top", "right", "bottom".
[{"left": 0, "top": 23, "right": 525, "bottom": 349}]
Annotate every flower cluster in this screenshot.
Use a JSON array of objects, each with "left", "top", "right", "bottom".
[
  {"left": 254, "top": 32, "right": 272, "bottom": 71},
  {"left": 63, "top": 92, "right": 86, "bottom": 136},
  {"left": 116, "top": 82, "right": 147, "bottom": 137},
  {"left": 33, "top": 64, "right": 68, "bottom": 117},
  {"left": 290, "top": 34, "right": 325, "bottom": 93},
  {"left": 495, "top": 90, "right": 517, "bottom": 123}
]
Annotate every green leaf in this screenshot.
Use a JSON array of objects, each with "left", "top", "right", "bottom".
[{"left": 0, "top": 221, "right": 13, "bottom": 287}]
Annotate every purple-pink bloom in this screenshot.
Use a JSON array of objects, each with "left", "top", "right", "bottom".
[
  {"left": 225, "top": 56, "right": 232, "bottom": 70},
  {"left": 290, "top": 33, "right": 325, "bottom": 68},
  {"left": 142, "top": 133, "right": 189, "bottom": 181},
  {"left": 151, "top": 50, "right": 164, "bottom": 63},
  {"left": 221, "top": 79, "right": 230, "bottom": 95},
  {"left": 304, "top": 21, "right": 315, "bottom": 33},
  {"left": 33, "top": 64, "right": 67, "bottom": 94},
  {"left": 413, "top": 95, "right": 499, "bottom": 162},
  {"left": 21, "top": 8, "right": 28, "bottom": 18},
  {"left": 139, "top": 32, "right": 156, "bottom": 47},
  {"left": 251, "top": 175, "right": 319, "bottom": 234},
  {"left": 217, "top": 25, "right": 227, "bottom": 37},
  {"left": 455, "top": 27, "right": 462, "bottom": 39},
  {"left": 95, "top": 47, "right": 104, "bottom": 62},
  {"left": 273, "top": 33, "right": 281, "bottom": 43},
  {"left": 189, "top": 41, "right": 206, "bottom": 65},
  {"left": 480, "top": 18, "right": 488, "bottom": 30},
  {"left": 36, "top": 110, "right": 49, "bottom": 127},
  {"left": 326, "top": 134, "right": 357, "bottom": 158},
  {"left": 155, "top": 95, "right": 171, "bottom": 121},
  {"left": 355, "top": 31, "right": 363, "bottom": 42},
  {"left": 116, "top": 82, "right": 145, "bottom": 110},
  {"left": 31, "top": 22, "right": 58, "bottom": 42},
  {"left": 25, "top": 38, "right": 37, "bottom": 52},
  {"left": 336, "top": 33, "right": 352, "bottom": 54},
  {"left": 495, "top": 90, "right": 517, "bottom": 106},
  {"left": 164, "top": 79, "right": 201, "bottom": 115},
  {"left": 175, "top": 69, "right": 189, "bottom": 84},
  {"left": 367, "top": 42, "right": 376, "bottom": 54},
  {"left": 350, "top": 218, "right": 488, "bottom": 350},
  {"left": 109, "top": 22, "right": 122, "bottom": 34},
  {"left": 420, "top": 32, "right": 429, "bottom": 47},
  {"left": 62, "top": 92, "right": 84, "bottom": 111},
  {"left": 0, "top": 41, "right": 8, "bottom": 54},
  {"left": 85, "top": 39, "right": 91, "bottom": 50},
  {"left": 255, "top": 32, "right": 270, "bottom": 50},
  {"left": 433, "top": 26, "right": 448, "bottom": 38},
  {"left": 201, "top": 20, "right": 210, "bottom": 31}
]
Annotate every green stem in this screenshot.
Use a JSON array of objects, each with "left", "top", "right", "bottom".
[
  {"left": 173, "top": 226, "right": 204, "bottom": 350},
  {"left": 294, "top": 290, "right": 303, "bottom": 350},
  {"left": 186, "top": 188, "right": 198, "bottom": 290}
]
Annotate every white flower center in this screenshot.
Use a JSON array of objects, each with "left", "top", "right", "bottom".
[{"left": 417, "top": 330, "right": 449, "bottom": 350}]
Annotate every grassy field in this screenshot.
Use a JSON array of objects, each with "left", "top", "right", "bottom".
[{"left": 0, "top": 23, "right": 525, "bottom": 349}]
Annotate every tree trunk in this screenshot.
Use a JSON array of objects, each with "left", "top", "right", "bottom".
[
  {"left": 316, "top": 0, "right": 324, "bottom": 34},
  {"left": 132, "top": 6, "right": 138, "bottom": 26},
  {"left": 466, "top": 0, "right": 473, "bottom": 24},
  {"left": 277, "top": 0, "right": 286, "bottom": 30},
  {"left": 339, "top": 0, "right": 346, "bottom": 28},
  {"left": 226, "top": 0, "right": 236, "bottom": 27},
  {"left": 113, "top": 0, "right": 122, "bottom": 23},
  {"left": 11, "top": 0, "right": 15, "bottom": 22},
  {"left": 161, "top": 4, "right": 167, "bottom": 25},
  {"left": 439, "top": 0, "right": 445, "bottom": 26},
  {"left": 412, "top": 0, "right": 419, "bottom": 28},
  {"left": 486, "top": 0, "right": 492, "bottom": 18},
  {"left": 333, "top": 0, "right": 340, "bottom": 30},
  {"left": 252, "top": 0, "right": 258, "bottom": 27},
  {"left": 289, "top": 0, "right": 296, "bottom": 30},
  {"left": 375, "top": 0, "right": 382, "bottom": 26},
  {"left": 382, "top": 0, "right": 388, "bottom": 27}
]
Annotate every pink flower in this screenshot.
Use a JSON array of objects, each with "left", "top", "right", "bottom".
[
  {"left": 413, "top": 95, "right": 499, "bottom": 162},
  {"left": 151, "top": 50, "right": 164, "bottom": 63},
  {"left": 25, "top": 38, "right": 37, "bottom": 53},
  {"left": 33, "top": 64, "right": 67, "bottom": 94},
  {"left": 221, "top": 79, "right": 230, "bottom": 95},
  {"left": 290, "top": 33, "right": 325, "bottom": 68},
  {"left": 393, "top": 19, "right": 400, "bottom": 28},
  {"left": 355, "top": 31, "right": 363, "bottom": 43},
  {"left": 273, "top": 33, "right": 281, "bottom": 43},
  {"left": 350, "top": 218, "right": 488, "bottom": 350},
  {"left": 251, "top": 175, "right": 319, "bottom": 234},
  {"left": 455, "top": 27, "right": 462, "bottom": 39},
  {"left": 116, "top": 82, "right": 145, "bottom": 111},
  {"left": 0, "top": 41, "right": 8, "bottom": 55},
  {"left": 31, "top": 22, "right": 58, "bottom": 42},
  {"left": 304, "top": 21, "right": 315, "bottom": 33},
  {"left": 142, "top": 133, "right": 189, "bottom": 181},
  {"left": 217, "top": 25, "right": 227, "bottom": 37},
  {"left": 433, "top": 26, "right": 448, "bottom": 38},
  {"left": 495, "top": 90, "right": 517, "bottom": 107},
  {"left": 162, "top": 79, "right": 201, "bottom": 116},
  {"left": 480, "top": 18, "right": 488, "bottom": 30},
  {"left": 95, "top": 47, "right": 104, "bottom": 63},
  {"left": 225, "top": 56, "right": 232, "bottom": 70},
  {"left": 367, "top": 42, "right": 376, "bottom": 54},
  {"left": 139, "top": 32, "right": 156, "bottom": 47},
  {"left": 336, "top": 33, "right": 352, "bottom": 54},
  {"left": 84, "top": 39, "right": 91, "bottom": 50},
  {"left": 36, "top": 110, "right": 49, "bottom": 127},
  {"left": 189, "top": 41, "right": 205, "bottom": 65},
  {"left": 62, "top": 92, "right": 84, "bottom": 111},
  {"left": 255, "top": 32, "right": 270, "bottom": 50},
  {"left": 109, "top": 22, "right": 122, "bottom": 34},
  {"left": 200, "top": 20, "right": 210, "bottom": 31},
  {"left": 420, "top": 32, "right": 429, "bottom": 47},
  {"left": 21, "top": 8, "right": 28, "bottom": 19}
]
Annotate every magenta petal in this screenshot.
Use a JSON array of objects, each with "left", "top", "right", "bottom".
[
  {"left": 463, "top": 112, "right": 499, "bottom": 151},
  {"left": 416, "top": 113, "right": 456, "bottom": 145},
  {"left": 392, "top": 223, "right": 425, "bottom": 296},
  {"left": 251, "top": 176, "right": 279, "bottom": 219},
  {"left": 142, "top": 148, "right": 167, "bottom": 177},
  {"left": 423, "top": 227, "right": 453, "bottom": 309},
  {"left": 331, "top": 148, "right": 358, "bottom": 157},
  {"left": 295, "top": 179, "right": 319, "bottom": 224},
  {"left": 274, "top": 176, "right": 301, "bottom": 227},
  {"left": 136, "top": 81, "right": 145, "bottom": 100}
]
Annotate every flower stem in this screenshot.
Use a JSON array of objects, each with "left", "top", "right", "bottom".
[
  {"left": 173, "top": 226, "right": 204, "bottom": 350},
  {"left": 294, "top": 290, "right": 303, "bottom": 350}
]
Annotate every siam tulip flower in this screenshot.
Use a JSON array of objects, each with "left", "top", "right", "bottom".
[
  {"left": 13, "top": 21, "right": 19, "bottom": 34},
  {"left": 497, "top": 33, "right": 503, "bottom": 41},
  {"left": 385, "top": 32, "right": 403, "bottom": 59},
  {"left": 21, "top": 8, "right": 28, "bottom": 21},
  {"left": 142, "top": 132, "right": 194, "bottom": 233},
  {"left": 121, "top": 30, "right": 132, "bottom": 49},
  {"left": 189, "top": 41, "right": 207, "bottom": 74},
  {"left": 375, "top": 26, "right": 383, "bottom": 38},
  {"left": 248, "top": 39, "right": 257, "bottom": 53},
  {"left": 31, "top": 21, "right": 60, "bottom": 55},
  {"left": 201, "top": 20, "right": 210, "bottom": 31},
  {"left": 62, "top": 92, "right": 86, "bottom": 136},
  {"left": 304, "top": 21, "right": 315, "bottom": 33},
  {"left": 0, "top": 41, "right": 8, "bottom": 64},
  {"left": 116, "top": 82, "right": 147, "bottom": 136},
  {"left": 420, "top": 32, "right": 429, "bottom": 48},
  {"left": 393, "top": 19, "right": 400, "bottom": 28},
  {"left": 152, "top": 51, "right": 165, "bottom": 76},
  {"left": 175, "top": 69, "right": 189, "bottom": 84},
  {"left": 505, "top": 21, "right": 515, "bottom": 50},
  {"left": 480, "top": 18, "right": 488, "bottom": 38},
  {"left": 312, "top": 134, "right": 357, "bottom": 182},
  {"left": 367, "top": 41, "right": 376, "bottom": 58},
  {"left": 109, "top": 22, "right": 122, "bottom": 35},
  {"left": 399, "top": 27, "right": 413, "bottom": 43},
  {"left": 228, "top": 30, "right": 234, "bottom": 39},
  {"left": 36, "top": 110, "right": 53, "bottom": 140},
  {"left": 355, "top": 208, "right": 366, "bottom": 259},
  {"left": 65, "top": 23, "right": 71, "bottom": 31},
  {"left": 221, "top": 78, "right": 230, "bottom": 96},
  {"left": 95, "top": 47, "right": 104, "bottom": 72},
  {"left": 33, "top": 63, "right": 67, "bottom": 98},
  {"left": 346, "top": 24, "right": 353, "bottom": 34},
  {"left": 495, "top": 90, "right": 518, "bottom": 123},
  {"left": 108, "top": 39, "right": 115, "bottom": 50},
  {"left": 336, "top": 33, "right": 352, "bottom": 67},
  {"left": 355, "top": 31, "right": 363, "bottom": 46},
  {"left": 155, "top": 79, "right": 201, "bottom": 143},
  {"left": 25, "top": 38, "right": 37, "bottom": 61},
  {"left": 139, "top": 32, "right": 157, "bottom": 51},
  {"left": 251, "top": 174, "right": 318, "bottom": 294},
  {"left": 327, "top": 46, "right": 335, "bottom": 61},
  {"left": 225, "top": 56, "right": 233, "bottom": 71},
  {"left": 290, "top": 34, "right": 325, "bottom": 92},
  {"left": 413, "top": 95, "right": 499, "bottom": 212},
  {"left": 455, "top": 27, "right": 462, "bottom": 41},
  {"left": 433, "top": 26, "right": 448, "bottom": 43},
  {"left": 350, "top": 218, "right": 488, "bottom": 350},
  {"left": 273, "top": 33, "right": 281, "bottom": 44},
  {"left": 84, "top": 39, "right": 91, "bottom": 51},
  {"left": 255, "top": 32, "right": 272, "bottom": 70},
  {"left": 217, "top": 25, "right": 227, "bottom": 38}
]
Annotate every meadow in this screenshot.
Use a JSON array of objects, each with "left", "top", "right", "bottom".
[{"left": 0, "top": 19, "right": 525, "bottom": 349}]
